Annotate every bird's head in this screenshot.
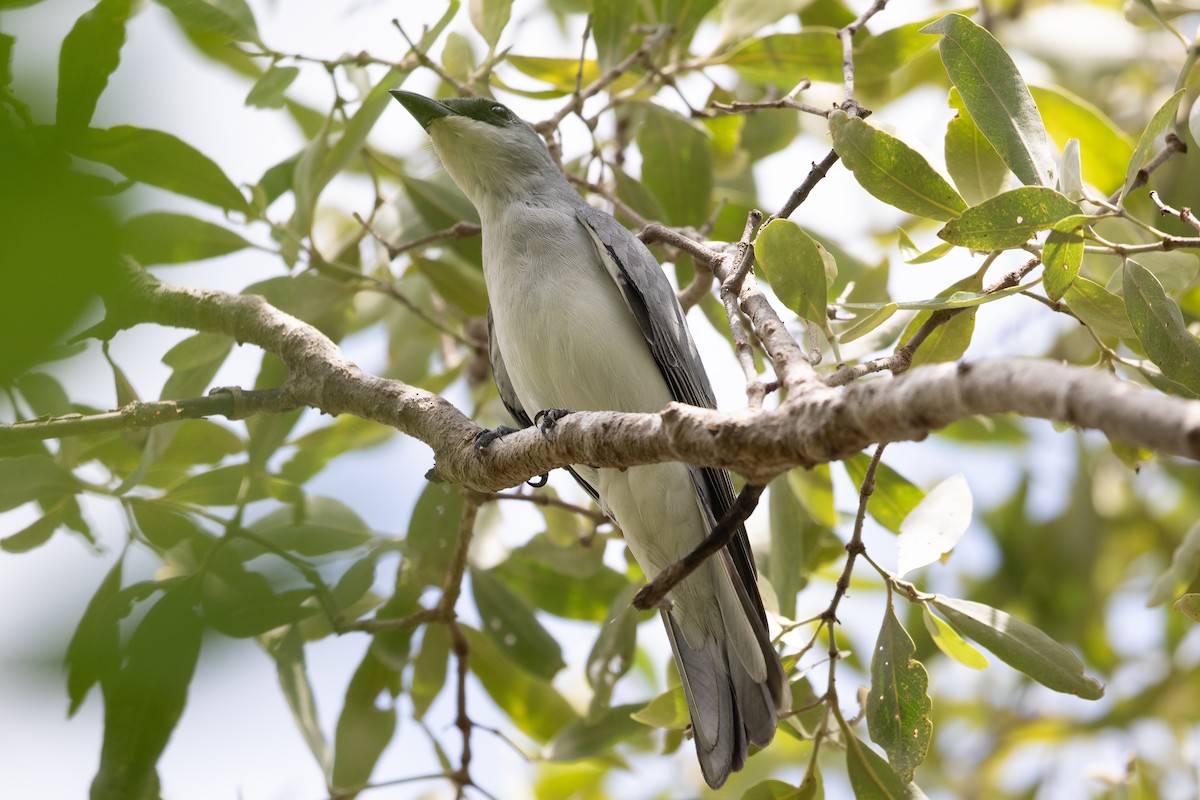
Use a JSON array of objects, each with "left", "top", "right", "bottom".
[{"left": 390, "top": 91, "right": 564, "bottom": 211}]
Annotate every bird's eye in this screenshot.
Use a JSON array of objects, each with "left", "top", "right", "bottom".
[{"left": 491, "top": 105, "right": 508, "bottom": 117}]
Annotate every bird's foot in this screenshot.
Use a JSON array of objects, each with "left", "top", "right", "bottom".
[
  {"left": 474, "top": 425, "right": 519, "bottom": 453},
  {"left": 533, "top": 407, "right": 573, "bottom": 438}
]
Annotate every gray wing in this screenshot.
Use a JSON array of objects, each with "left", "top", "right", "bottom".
[
  {"left": 487, "top": 306, "right": 533, "bottom": 429},
  {"left": 487, "top": 306, "right": 600, "bottom": 502},
  {"left": 574, "top": 205, "right": 765, "bottom": 621}
]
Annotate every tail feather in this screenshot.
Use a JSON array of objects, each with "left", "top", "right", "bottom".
[{"left": 662, "top": 557, "right": 786, "bottom": 789}]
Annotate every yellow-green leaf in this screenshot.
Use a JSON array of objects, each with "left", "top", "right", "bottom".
[
  {"left": 830, "top": 111, "right": 967, "bottom": 222},
  {"left": 755, "top": 218, "right": 835, "bottom": 326},
  {"left": 938, "top": 187, "right": 1077, "bottom": 250},
  {"left": 1123, "top": 259, "right": 1200, "bottom": 394},
  {"left": 921, "top": 604, "right": 987, "bottom": 670},
  {"left": 922, "top": 13, "right": 1055, "bottom": 187}
]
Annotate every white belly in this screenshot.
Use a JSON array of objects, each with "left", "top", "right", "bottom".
[{"left": 482, "top": 205, "right": 722, "bottom": 645}]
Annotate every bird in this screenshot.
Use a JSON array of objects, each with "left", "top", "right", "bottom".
[{"left": 391, "top": 90, "right": 786, "bottom": 788}]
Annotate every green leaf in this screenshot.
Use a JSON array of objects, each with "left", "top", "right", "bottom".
[
  {"left": 270, "top": 625, "right": 332, "bottom": 775},
  {"left": 896, "top": 229, "right": 954, "bottom": 265},
  {"left": 469, "top": 0, "right": 513, "bottom": 47},
  {"left": 1064, "top": 277, "right": 1136, "bottom": 340},
  {"left": 716, "top": 0, "right": 812, "bottom": 49},
  {"left": 650, "top": 0, "right": 718, "bottom": 45},
  {"left": 1042, "top": 229, "right": 1084, "bottom": 302},
  {"left": 867, "top": 603, "right": 932, "bottom": 783},
  {"left": 332, "top": 645, "right": 398, "bottom": 790},
  {"left": 838, "top": 303, "right": 899, "bottom": 346},
  {"left": 845, "top": 733, "right": 929, "bottom": 799},
  {"left": 830, "top": 111, "right": 966, "bottom": 222},
  {"left": 0, "top": 498, "right": 65, "bottom": 553},
  {"left": 57, "top": 0, "right": 133, "bottom": 132},
  {"left": 1112, "top": 252, "right": 1200, "bottom": 294},
  {"left": 245, "top": 64, "right": 299, "bottom": 109},
  {"left": 250, "top": 514, "right": 373, "bottom": 558},
  {"left": 584, "top": 585, "right": 638, "bottom": 715},
  {"left": 461, "top": 625, "right": 579, "bottom": 742},
  {"left": 1147, "top": 522, "right": 1200, "bottom": 607},
  {"left": 922, "top": 13, "right": 1055, "bottom": 187},
  {"left": 412, "top": 253, "right": 489, "bottom": 317},
  {"left": 471, "top": 566, "right": 566, "bottom": 681},
  {"left": 122, "top": 212, "right": 252, "bottom": 265},
  {"left": 930, "top": 595, "right": 1104, "bottom": 699},
  {"left": 740, "top": 778, "right": 817, "bottom": 800},
  {"left": 544, "top": 703, "right": 648, "bottom": 762},
  {"left": 896, "top": 473, "right": 971, "bottom": 577},
  {"left": 1121, "top": 89, "right": 1185, "bottom": 201},
  {"left": 944, "top": 87, "right": 1007, "bottom": 206},
  {"left": 154, "top": 0, "right": 259, "bottom": 42},
  {"left": 292, "top": 69, "right": 404, "bottom": 235},
  {"left": 69, "top": 126, "right": 247, "bottom": 211},
  {"left": 845, "top": 454, "right": 924, "bottom": 535},
  {"left": 399, "top": 171, "right": 482, "bottom": 263},
  {"left": 636, "top": 106, "right": 713, "bottom": 226},
  {"left": 900, "top": 271, "right": 984, "bottom": 367},
  {"left": 492, "top": 549, "right": 630, "bottom": 621},
  {"left": 768, "top": 470, "right": 843, "bottom": 616},
  {"left": 1029, "top": 85, "right": 1133, "bottom": 195},
  {"left": 129, "top": 498, "right": 215, "bottom": 554},
  {"left": 853, "top": 17, "right": 940, "bottom": 85},
  {"left": 0, "top": 455, "right": 80, "bottom": 513},
  {"left": 64, "top": 559, "right": 125, "bottom": 716},
  {"left": 631, "top": 685, "right": 689, "bottom": 729},
  {"left": 938, "top": 187, "right": 1077, "bottom": 249},
  {"left": 721, "top": 30, "right": 845, "bottom": 86},
  {"left": 246, "top": 273, "right": 356, "bottom": 340},
  {"left": 406, "top": 482, "right": 465, "bottom": 586},
  {"left": 1173, "top": 594, "right": 1200, "bottom": 622},
  {"left": 506, "top": 55, "right": 601, "bottom": 93},
  {"left": 590, "top": 0, "right": 636, "bottom": 71},
  {"left": 410, "top": 623, "right": 450, "bottom": 720},
  {"left": 91, "top": 581, "right": 203, "bottom": 800},
  {"left": 921, "top": 604, "right": 987, "bottom": 670},
  {"left": 1123, "top": 259, "right": 1200, "bottom": 394},
  {"left": 755, "top": 218, "right": 835, "bottom": 327},
  {"left": 279, "top": 416, "right": 395, "bottom": 484}
]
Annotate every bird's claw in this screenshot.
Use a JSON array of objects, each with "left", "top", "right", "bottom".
[
  {"left": 474, "top": 425, "right": 518, "bottom": 453},
  {"left": 533, "top": 408, "right": 572, "bottom": 438}
]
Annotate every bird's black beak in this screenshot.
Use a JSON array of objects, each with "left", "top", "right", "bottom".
[{"left": 390, "top": 90, "right": 458, "bottom": 130}]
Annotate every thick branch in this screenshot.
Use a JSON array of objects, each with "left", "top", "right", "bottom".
[{"left": 57, "top": 266, "right": 1200, "bottom": 493}]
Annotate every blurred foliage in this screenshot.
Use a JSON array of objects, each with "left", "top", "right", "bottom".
[{"left": 2, "top": 0, "right": 1200, "bottom": 798}]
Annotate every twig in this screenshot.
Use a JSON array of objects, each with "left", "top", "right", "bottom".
[
  {"left": 772, "top": 149, "right": 841, "bottom": 222},
  {"left": 448, "top": 621, "right": 473, "bottom": 798},
  {"left": 676, "top": 258, "right": 714, "bottom": 312},
  {"left": 351, "top": 489, "right": 483, "bottom": 632},
  {"left": 358, "top": 214, "right": 482, "bottom": 261},
  {"left": 720, "top": 212, "right": 772, "bottom": 408},
  {"left": 826, "top": 253, "right": 1036, "bottom": 387},
  {"left": 1111, "top": 133, "right": 1187, "bottom": 204},
  {"left": 0, "top": 388, "right": 295, "bottom": 445},
  {"left": 632, "top": 483, "right": 765, "bottom": 610},
  {"left": 485, "top": 489, "right": 608, "bottom": 523},
  {"left": 1150, "top": 190, "right": 1200, "bottom": 232},
  {"left": 838, "top": 0, "right": 890, "bottom": 103},
  {"left": 535, "top": 25, "right": 673, "bottom": 135},
  {"left": 568, "top": 174, "right": 651, "bottom": 229},
  {"left": 393, "top": 19, "right": 470, "bottom": 95}
]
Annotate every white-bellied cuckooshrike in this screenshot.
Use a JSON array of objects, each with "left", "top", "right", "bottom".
[{"left": 391, "top": 90, "right": 785, "bottom": 788}]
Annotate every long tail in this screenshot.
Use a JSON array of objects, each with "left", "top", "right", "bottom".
[{"left": 663, "top": 549, "right": 786, "bottom": 789}]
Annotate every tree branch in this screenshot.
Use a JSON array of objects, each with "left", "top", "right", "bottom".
[{"left": 35, "top": 262, "right": 1200, "bottom": 496}]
